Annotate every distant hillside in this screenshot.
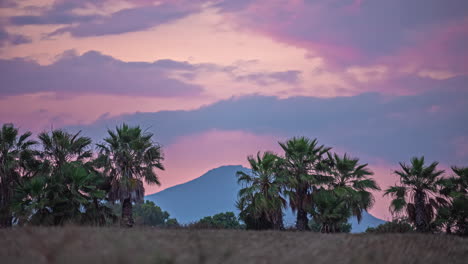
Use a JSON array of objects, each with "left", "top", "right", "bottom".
[{"left": 145, "top": 165, "right": 385, "bottom": 232}]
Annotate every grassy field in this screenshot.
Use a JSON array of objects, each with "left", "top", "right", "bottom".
[{"left": 1, "top": 227, "right": 467, "bottom": 264}]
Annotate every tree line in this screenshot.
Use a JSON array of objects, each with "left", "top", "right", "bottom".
[
  {"left": 236, "top": 137, "right": 467, "bottom": 235},
  {"left": 0, "top": 123, "right": 164, "bottom": 228},
  {"left": 1, "top": 123, "right": 466, "bottom": 236}
]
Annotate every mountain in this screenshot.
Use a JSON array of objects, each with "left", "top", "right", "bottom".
[
  {"left": 145, "top": 165, "right": 386, "bottom": 232},
  {"left": 146, "top": 165, "right": 245, "bottom": 223}
]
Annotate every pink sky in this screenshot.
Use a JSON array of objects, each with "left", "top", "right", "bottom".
[
  {"left": 156, "top": 129, "right": 401, "bottom": 220},
  {"left": 1, "top": 0, "right": 467, "bottom": 220}
]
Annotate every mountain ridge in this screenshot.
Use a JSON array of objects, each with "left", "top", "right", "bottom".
[{"left": 145, "top": 165, "right": 386, "bottom": 232}]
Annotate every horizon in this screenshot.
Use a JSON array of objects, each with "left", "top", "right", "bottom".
[{"left": 1, "top": 0, "right": 468, "bottom": 221}]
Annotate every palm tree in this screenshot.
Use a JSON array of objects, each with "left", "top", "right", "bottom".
[
  {"left": 0, "top": 123, "right": 37, "bottom": 228},
  {"left": 95, "top": 123, "right": 164, "bottom": 227},
  {"left": 236, "top": 152, "right": 286, "bottom": 230},
  {"left": 277, "top": 137, "right": 331, "bottom": 230},
  {"left": 36, "top": 129, "right": 96, "bottom": 225},
  {"left": 310, "top": 188, "right": 351, "bottom": 233},
  {"left": 14, "top": 162, "right": 109, "bottom": 226},
  {"left": 12, "top": 129, "right": 110, "bottom": 226},
  {"left": 437, "top": 166, "right": 468, "bottom": 235},
  {"left": 324, "top": 153, "right": 380, "bottom": 223},
  {"left": 384, "top": 156, "right": 445, "bottom": 232},
  {"left": 38, "top": 129, "right": 92, "bottom": 169}
]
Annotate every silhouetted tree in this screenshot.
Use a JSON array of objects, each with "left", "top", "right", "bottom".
[
  {"left": 277, "top": 137, "right": 331, "bottom": 230},
  {"left": 437, "top": 166, "right": 468, "bottom": 236},
  {"left": 0, "top": 124, "right": 37, "bottom": 227},
  {"left": 311, "top": 153, "right": 380, "bottom": 232},
  {"left": 14, "top": 129, "right": 111, "bottom": 226},
  {"left": 95, "top": 124, "right": 164, "bottom": 227},
  {"left": 237, "top": 152, "right": 286, "bottom": 230},
  {"left": 385, "top": 157, "right": 445, "bottom": 232}
]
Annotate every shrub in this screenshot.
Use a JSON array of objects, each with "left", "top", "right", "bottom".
[
  {"left": 189, "top": 212, "right": 242, "bottom": 229},
  {"left": 365, "top": 219, "right": 414, "bottom": 233}
]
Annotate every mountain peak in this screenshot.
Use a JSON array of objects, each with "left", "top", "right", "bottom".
[
  {"left": 145, "top": 165, "right": 385, "bottom": 232},
  {"left": 203, "top": 164, "right": 245, "bottom": 174}
]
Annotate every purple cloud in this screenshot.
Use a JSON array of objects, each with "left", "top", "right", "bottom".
[
  {"left": 212, "top": 0, "right": 255, "bottom": 12},
  {"left": 0, "top": 0, "right": 16, "bottom": 8},
  {"left": 0, "top": 51, "right": 203, "bottom": 97},
  {"left": 9, "top": 1, "right": 102, "bottom": 26},
  {"left": 6, "top": 0, "right": 256, "bottom": 38},
  {"left": 0, "top": 28, "right": 32, "bottom": 47},
  {"left": 5, "top": 1, "right": 201, "bottom": 37},
  {"left": 49, "top": 3, "right": 198, "bottom": 37},
  {"left": 230, "top": 0, "right": 468, "bottom": 66},
  {"left": 235, "top": 70, "right": 301, "bottom": 85},
  {"left": 71, "top": 76, "right": 468, "bottom": 166}
]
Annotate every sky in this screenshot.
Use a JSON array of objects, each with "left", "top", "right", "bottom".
[{"left": 1, "top": 0, "right": 467, "bottom": 220}]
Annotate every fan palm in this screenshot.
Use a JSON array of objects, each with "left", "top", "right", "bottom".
[
  {"left": 324, "top": 153, "right": 380, "bottom": 223},
  {"left": 277, "top": 137, "right": 331, "bottom": 230},
  {"left": 95, "top": 123, "right": 164, "bottom": 227},
  {"left": 14, "top": 162, "right": 108, "bottom": 226},
  {"left": 14, "top": 129, "right": 109, "bottom": 226},
  {"left": 310, "top": 188, "right": 351, "bottom": 233},
  {"left": 37, "top": 129, "right": 96, "bottom": 224},
  {"left": 0, "top": 123, "right": 37, "bottom": 228},
  {"left": 384, "top": 156, "right": 445, "bottom": 232},
  {"left": 38, "top": 129, "right": 92, "bottom": 169},
  {"left": 237, "top": 152, "right": 286, "bottom": 230},
  {"left": 437, "top": 166, "right": 468, "bottom": 235}
]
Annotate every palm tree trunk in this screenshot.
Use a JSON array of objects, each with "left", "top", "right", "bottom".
[
  {"left": 0, "top": 207, "right": 12, "bottom": 228},
  {"left": 0, "top": 181, "right": 13, "bottom": 228},
  {"left": 295, "top": 189, "right": 310, "bottom": 231},
  {"left": 456, "top": 219, "right": 467, "bottom": 236},
  {"left": 296, "top": 208, "right": 309, "bottom": 231},
  {"left": 121, "top": 198, "right": 134, "bottom": 227},
  {"left": 322, "top": 223, "right": 330, "bottom": 233},
  {"left": 414, "top": 190, "right": 427, "bottom": 232},
  {"left": 272, "top": 211, "right": 284, "bottom": 230}
]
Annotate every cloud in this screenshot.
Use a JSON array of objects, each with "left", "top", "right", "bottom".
[
  {"left": 8, "top": 1, "right": 102, "bottom": 25},
  {"left": 0, "top": 50, "right": 203, "bottom": 97},
  {"left": 63, "top": 80, "right": 466, "bottom": 219},
  {"left": 9, "top": 13, "right": 98, "bottom": 26},
  {"left": 70, "top": 78, "right": 468, "bottom": 166},
  {"left": 453, "top": 136, "right": 468, "bottom": 159},
  {"left": 7, "top": 1, "right": 201, "bottom": 37},
  {"left": 4, "top": 0, "right": 466, "bottom": 76},
  {"left": 0, "top": 28, "right": 32, "bottom": 47},
  {"left": 0, "top": 49, "right": 313, "bottom": 99},
  {"left": 227, "top": 0, "right": 468, "bottom": 67},
  {"left": 211, "top": 0, "right": 255, "bottom": 12},
  {"left": 0, "top": 0, "right": 17, "bottom": 8},
  {"left": 235, "top": 70, "right": 301, "bottom": 85},
  {"left": 49, "top": 3, "right": 199, "bottom": 37}
]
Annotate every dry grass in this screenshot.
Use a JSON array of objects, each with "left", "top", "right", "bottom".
[{"left": 1, "top": 227, "right": 467, "bottom": 264}]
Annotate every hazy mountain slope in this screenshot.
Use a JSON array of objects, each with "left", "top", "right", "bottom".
[
  {"left": 146, "top": 165, "right": 246, "bottom": 223},
  {"left": 146, "top": 165, "right": 386, "bottom": 232}
]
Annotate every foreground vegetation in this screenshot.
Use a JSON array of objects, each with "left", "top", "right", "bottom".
[{"left": 1, "top": 227, "right": 466, "bottom": 264}]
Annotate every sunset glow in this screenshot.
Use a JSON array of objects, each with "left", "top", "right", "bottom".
[{"left": 1, "top": 0, "right": 467, "bottom": 221}]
